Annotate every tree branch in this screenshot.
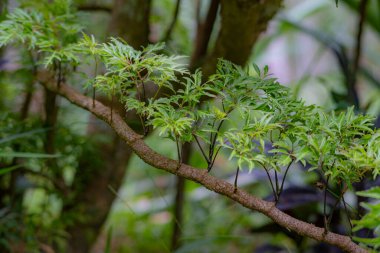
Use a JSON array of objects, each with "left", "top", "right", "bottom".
[
  {"left": 190, "top": 0, "right": 220, "bottom": 69},
  {"left": 162, "top": 0, "right": 182, "bottom": 42},
  {"left": 37, "top": 71, "right": 367, "bottom": 253}
]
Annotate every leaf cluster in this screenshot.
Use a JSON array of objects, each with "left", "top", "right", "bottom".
[{"left": 353, "top": 187, "right": 380, "bottom": 250}]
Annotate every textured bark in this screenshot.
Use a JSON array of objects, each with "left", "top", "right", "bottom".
[
  {"left": 38, "top": 72, "right": 368, "bottom": 253},
  {"left": 203, "top": 0, "right": 283, "bottom": 76},
  {"left": 108, "top": 0, "right": 151, "bottom": 48}
]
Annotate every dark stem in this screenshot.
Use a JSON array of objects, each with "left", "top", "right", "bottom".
[
  {"left": 342, "top": 194, "right": 353, "bottom": 233},
  {"left": 207, "top": 119, "right": 226, "bottom": 172},
  {"left": 274, "top": 170, "right": 279, "bottom": 196},
  {"left": 193, "top": 134, "right": 210, "bottom": 164},
  {"left": 277, "top": 160, "right": 294, "bottom": 202},
  {"left": 260, "top": 163, "right": 277, "bottom": 202},
  {"left": 57, "top": 61, "right": 62, "bottom": 88},
  {"left": 327, "top": 193, "right": 343, "bottom": 230},
  {"left": 110, "top": 91, "right": 114, "bottom": 122},
  {"left": 209, "top": 146, "right": 222, "bottom": 171},
  {"left": 93, "top": 58, "right": 98, "bottom": 108},
  {"left": 170, "top": 142, "right": 191, "bottom": 251},
  {"left": 175, "top": 136, "right": 182, "bottom": 168},
  {"left": 93, "top": 86, "right": 96, "bottom": 108},
  {"left": 324, "top": 176, "right": 330, "bottom": 233},
  {"left": 233, "top": 166, "right": 239, "bottom": 193}
]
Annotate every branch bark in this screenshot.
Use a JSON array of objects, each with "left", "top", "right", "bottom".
[{"left": 37, "top": 72, "right": 368, "bottom": 253}]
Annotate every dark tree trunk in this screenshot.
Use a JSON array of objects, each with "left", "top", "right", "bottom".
[
  {"left": 63, "top": 1, "right": 152, "bottom": 252},
  {"left": 170, "top": 143, "right": 192, "bottom": 251},
  {"left": 108, "top": 0, "right": 151, "bottom": 48},
  {"left": 65, "top": 135, "right": 133, "bottom": 253},
  {"left": 203, "top": 0, "right": 283, "bottom": 76}
]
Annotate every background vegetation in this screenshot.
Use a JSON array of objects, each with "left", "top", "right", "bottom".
[{"left": 0, "top": 0, "right": 379, "bottom": 252}]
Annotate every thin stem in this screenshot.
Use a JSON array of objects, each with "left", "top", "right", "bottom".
[
  {"left": 342, "top": 194, "right": 353, "bottom": 233},
  {"left": 193, "top": 134, "right": 210, "bottom": 164},
  {"left": 141, "top": 81, "right": 147, "bottom": 103},
  {"left": 56, "top": 61, "right": 62, "bottom": 88},
  {"left": 327, "top": 194, "right": 342, "bottom": 229},
  {"left": 277, "top": 160, "right": 294, "bottom": 202},
  {"left": 208, "top": 119, "right": 216, "bottom": 160},
  {"left": 93, "top": 57, "right": 98, "bottom": 107},
  {"left": 110, "top": 86, "right": 115, "bottom": 122},
  {"left": 274, "top": 170, "right": 279, "bottom": 195},
  {"left": 324, "top": 176, "right": 330, "bottom": 233},
  {"left": 233, "top": 166, "right": 239, "bottom": 193},
  {"left": 208, "top": 118, "right": 227, "bottom": 171},
  {"left": 209, "top": 146, "right": 222, "bottom": 171},
  {"left": 153, "top": 86, "right": 162, "bottom": 100},
  {"left": 259, "top": 162, "right": 277, "bottom": 202},
  {"left": 175, "top": 136, "right": 182, "bottom": 169}
]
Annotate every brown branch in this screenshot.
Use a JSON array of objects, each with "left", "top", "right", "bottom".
[
  {"left": 162, "top": 0, "right": 182, "bottom": 42},
  {"left": 190, "top": 0, "right": 220, "bottom": 69},
  {"left": 37, "top": 71, "right": 367, "bottom": 253}
]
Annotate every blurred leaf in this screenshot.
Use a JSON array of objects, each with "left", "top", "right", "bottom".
[
  {"left": 0, "top": 128, "right": 48, "bottom": 145},
  {"left": 0, "top": 164, "right": 22, "bottom": 175},
  {"left": 104, "top": 226, "right": 113, "bottom": 253},
  {"left": 0, "top": 152, "right": 60, "bottom": 158}
]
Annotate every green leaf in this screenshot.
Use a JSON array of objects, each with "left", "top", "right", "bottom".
[
  {"left": 0, "top": 164, "right": 22, "bottom": 176},
  {"left": 357, "top": 187, "right": 380, "bottom": 199}
]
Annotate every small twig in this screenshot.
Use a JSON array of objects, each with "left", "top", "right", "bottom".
[
  {"left": 259, "top": 162, "right": 277, "bottom": 202},
  {"left": 327, "top": 194, "right": 342, "bottom": 230},
  {"left": 110, "top": 91, "right": 114, "bottom": 122},
  {"left": 277, "top": 159, "right": 294, "bottom": 202},
  {"left": 209, "top": 146, "right": 222, "bottom": 171},
  {"left": 274, "top": 170, "right": 279, "bottom": 196},
  {"left": 175, "top": 136, "right": 182, "bottom": 170},
  {"left": 233, "top": 166, "right": 239, "bottom": 193},
  {"left": 93, "top": 57, "right": 98, "bottom": 108},
  {"left": 324, "top": 176, "right": 330, "bottom": 233},
  {"left": 342, "top": 194, "right": 353, "bottom": 233},
  {"left": 193, "top": 134, "right": 210, "bottom": 164}
]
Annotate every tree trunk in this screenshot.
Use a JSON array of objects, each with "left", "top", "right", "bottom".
[
  {"left": 203, "top": 0, "right": 283, "bottom": 76},
  {"left": 63, "top": 1, "right": 152, "bottom": 252},
  {"left": 108, "top": 0, "right": 151, "bottom": 48}
]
